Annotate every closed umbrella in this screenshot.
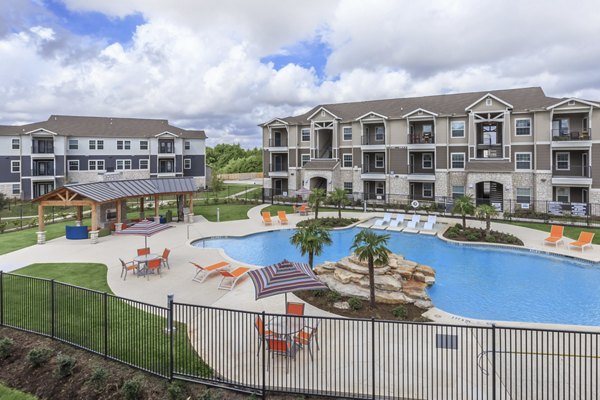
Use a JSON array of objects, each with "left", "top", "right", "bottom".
[
  {"left": 113, "top": 220, "right": 172, "bottom": 248},
  {"left": 248, "top": 259, "right": 327, "bottom": 309}
]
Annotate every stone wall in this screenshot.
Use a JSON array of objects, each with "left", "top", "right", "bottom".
[{"left": 0, "top": 183, "right": 19, "bottom": 199}]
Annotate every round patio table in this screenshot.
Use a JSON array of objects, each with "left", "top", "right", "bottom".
[
  {"left": 267, "top": 315, "right": 304, "bottom": 336},
  {"left": 133, "top": 253, "right": 161, "bottom": 275}
]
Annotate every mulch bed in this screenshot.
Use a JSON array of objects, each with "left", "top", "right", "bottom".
[{"left": 443, "top": 224, "right": 524, "bottom": 246}]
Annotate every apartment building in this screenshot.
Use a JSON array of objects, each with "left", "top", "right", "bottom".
[
  {"left": 0, "top": 115, "right": 206, "bottom": 200},
  {"left": 262, "top": 87, "right": 600, "bottom": 212}
]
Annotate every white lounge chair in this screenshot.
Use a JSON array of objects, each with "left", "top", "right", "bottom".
[
  {"left": 389, "top": 214, "right": 405, "bottom": 228},
  {"left": 374, "top": 213, "right": 392, "bottom": 226},
  {"left": 406, "top": 214, "right": 420, "bottom": 229},
  {"left": 423, "top": 215, "right": 437, "bottom": 230}
]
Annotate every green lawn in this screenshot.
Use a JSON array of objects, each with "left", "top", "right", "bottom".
[
  {"left": 500, "top": 221, "right": 600, "bottom": 245},
  {"left": 194, "top": 203, "right": 256, "bottom": 222},
  {"left": 5, "top": 263, "right": 210, "bottom": 378},
  {"left": 0, "top": 384, "right": 37, "bottom": 400},
  {"left": 262, "top": 204, "right": 344, "bottom": 216}
]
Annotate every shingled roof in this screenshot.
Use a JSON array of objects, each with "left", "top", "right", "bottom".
[
  {"left": 273, "top": 87, "right": 565, "bottom": 125},
  {"left": 0, "top": 115, "right": 206, "bottom": 139}
]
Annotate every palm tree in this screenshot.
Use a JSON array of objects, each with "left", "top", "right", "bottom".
[
  {"left": 309, "top": 188, "right": 327, "bottom": 219},
  {"left": 476, "top": 204, "right": 499, "bottom": 235},
  {"left": 350, "top": 230, "right": 390, "bottom": 311},
  {"left": 452, "top": 194, "right": 475, "bottom": 230},
  {"left": 290, "top": 224, "right": 332, "bottom": 268},
  {"left": 328, "top": 188, "right": 350, "bottom": 219}
]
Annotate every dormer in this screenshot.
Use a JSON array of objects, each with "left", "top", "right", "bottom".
[
  {"left": 465, "top": 93, "right": 513, "bottom": 113},
  {"left": 307, "top": 106, "right": 341, "bottom": 122}
]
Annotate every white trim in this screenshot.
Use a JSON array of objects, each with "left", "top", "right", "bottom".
[
  {"left": 116, "top": 159, "right": 132, "bottom": 170},
  {"left": 140, "top": 140, "right": 149, "bottom": 150},
  {"left": 516, "top": 187, "right": 532, "bottom": 204},
  {"left": 374, "top": 153, "right": 385, "bottom": 168},
  {"left": 23, "top": 128, "right": 59, "bottom": 136},
  {"left": 342, "top": 153, "right": 353, "bottom": 168},
  {"left": 88, "top": 159, "right": 105, "bottom": 171},
  {"left": 514, "top": 118, "right": 532, "bottom": 136},
  {"left": 154, "top": 131, "right": 180, "bottom": 138},
  {"left": 355, "top": 111, "right": 389, "bottom": 121},
  {"left": 402, "top": 108, "right": 438, "bottom": 118},
  {"left": 342, "top": 126, "right": 353, "bottom": 141},
  {"left": 555, "top": 152, "right": 570, "bottom": 170},
  {"left": 306, "top": 106, "right": 341, "bottom": 121},
  {"left": 374, "top": 126, "right": 385, "bottom": 141},
  {"left": 116, "top": 140, "right": 131, "bottom": 150},
  {"left": 67, "top": 160, "right": 79, "bottom": 171},
  {"left": 422, "top": 182, "right": 433, "bottom": 198},
  {"left": 422, "top": 153, "right": 433, "bottom": 169},
  {"left": 450, "top": 120, "right": 465, "bottom": 138},
  {"left": 10, "top": 160, "right": 20, "bottom": 173},
  {"left": 555, "top": 186, "right": 571, "bottom": 203},
  {"left": 184, "top": 158, "right": 192, "bottom": 170},
  {"left": 465, "top": 93, "right": 514, "bottom": 111},
  {"left": 300, "top": 128, "right": 310, "bottom": 142},
  {"left": 139, "top": 159, "right": 149, "bottom": 170},
  {"left": 262, "top": 118, "right": 289, "bottom": 127},
  {"left": 450, "top": 152, "right": 465, "bottom": 170},
  {"left": 11, "top": 138, "right": 20, "bottom": 150},
  {"left": 514, "top": 152, "right": 532, "bottom": 170},
  {"left": 300, "top": 154, "right": 310, "bottom": 167},
  {"left": 68, "top": 139, "right": 78, "bottom": 150},
  {"left": 546, "top": 98, "right": 600, "bottom": 110}
]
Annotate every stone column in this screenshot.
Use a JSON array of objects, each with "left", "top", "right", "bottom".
[
  {"left": 36, "top": 231, "right": 46, "bottom": 245},
  {"left": 115, "top": 222, "right": 123, "bottom": 231},
  {"left": 90, "top": 230, "right": 99, "bottom": 244}
]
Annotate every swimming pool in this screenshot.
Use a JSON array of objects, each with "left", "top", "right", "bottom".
[{"left": 193, "top": 227, "right": 600, "bottom": 326}]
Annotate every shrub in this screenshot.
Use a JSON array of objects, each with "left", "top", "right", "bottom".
[
  {"left": 26, "top": 347, "right": 53, "bottom": 368},
  {"left": 485, "top": 235, "right": 497, "bottom": 243},
  {"left": 0, "top": 222, "right": 6, "bottom": 233},
  {"left": 87, "top": 366, "right": 109, "bottom": 388},
  {"left": 326, "top": 291, "right": 342, "bottom": 303},
  {"left": 28, "top": 218, "right": 37, "bottom": 227},
  {"left": 167, "top": 381, "right": 187, "bottom": 400},
  {"left": 348, "top": 297, "right": 363, "bottom": 310},
  {"left": 55, "top": 353, "right": 77, "bottom": 378},
  {"left": 465, "top": 232, "right": 480, "bottom": 241},
  {"left": 121, "top": 375, "right": 145, "bottom": 400},
  {"left": 297, "top": 217, "right": 359, "bottom": 229},
  {"left": 198, "top": 388, "right": 215, "bottom": 400},
  {"left": 446, "top": 231, "right": 458, "bottom": 239},
  {"left": 393, "top": 305, "right": 408, "bottom": 319},
  {"left": 98, "top": 227, "right": 111, "bottom": 237},
  {"left": 312, "top": 289, "right": 328, "bottom": 298},
  {"left": 0, "top": 337, "right": 15, "bottom": 359},
  {"left": 165, "top": 209, "right": 173, "bottom": 222},
  {"left": 454, "top": 223, "right": 463, "bottom": 230}
]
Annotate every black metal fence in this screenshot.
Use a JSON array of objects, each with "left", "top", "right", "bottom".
[{"left": 1, "top": 271, "right": 600, "bottom": 398}]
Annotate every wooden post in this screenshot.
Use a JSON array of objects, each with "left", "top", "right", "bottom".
[
  {"left": 91, "top": 204, "right": 98, "bottom": 231},
  {"left": 154, "top": 195, "right": 159, "bottom": 218},
  {"left": 38, "top": 204, "right": 45, "bottom": 232},
  {"left": 116, "top": 200, "right": 122, "bottom": 224},
  {"left": 76, "top": 206, "right": 83, "bottom": 223},
  {"left": 140, "top": 197, "right": 145, "bottom": 214},
  {"left": 189, "top": 193, "right": 194, "bottom": 212}
]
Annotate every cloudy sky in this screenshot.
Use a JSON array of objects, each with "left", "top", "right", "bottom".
[{"left": 1, "top": 0, "right": 599, "bottom": 148}]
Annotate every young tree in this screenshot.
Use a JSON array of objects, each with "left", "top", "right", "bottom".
[
  {"left": 351, "top": 230, "right": 391, "bottom": 311},
  {"left": 290, "top": 224, "right": 333, "bottom": 268},
  {"left": 309, "top": 188, "right": 327, "bottom": 220},
  {"left": 452, "top": 194, "right": 475, "bottom": 230},
  {"left": 328, "top": 188, "right": 350, "bottom": 219},
  {"left": 476, "top": 204, "right": 499, "bottom": 235},
  {"left": 210, "top": 174, "right": 225, "bottom": 193}
]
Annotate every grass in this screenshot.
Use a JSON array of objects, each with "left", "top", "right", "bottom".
[
  {"left": 500, "top": 221, "right": 600, "bottom": 245},
  {"left": 0, "top": 383, "right": 37, "bottom": 400},
  {"left": 262, "top": 204, "right": 344, "bottom": 216},
  {"left": 4, "top": 263, "right": 210, "bottom": 378},
  {"left": 192, "top": 203, "right": 256, "bottom": 222}
]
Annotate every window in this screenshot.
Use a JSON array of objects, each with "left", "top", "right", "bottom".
[
  {"left": 88, "top": 160, "right": 105, "bottom": 171},
  {"left": 68, "top": 139, "right": 78, "bottom": 150},
  {"left": 117, "top": 140, "right": 131, "bottom": 150},
  {"left": 556, "top": 187, "right": 570, "bottom": 203},
  {"left": 184, "top": 158, "right": 191, "bottom": 169},
  {"left": 11, "top": 160, "right": 20, "bottom": 173},
  {"left": 140, "top": 140, "right": 148, "bottom": 150},
  {"left": 343, "top": 127, "right": 352, "bottom": 141},
  {"left": 582, "top": 117, "right": 589, "bottom": 132},
  {"left": 516, "top": 188, "right": 531, "bottom": 204},
  {"left": 375, "top": 126, "right": 385, "bottom": 141},
  {"left": 89, "top": 140, "right": 96, "bottom": 150},
  {"left": 12, "top": 139, "right": 20, "bottom": 150},
  {"left": 515, "top": 153, "right": 531, "bottom": 170},
  {"left": 139, "top": 159, "right": 149, "bottom": 170},
  {"left": 68, "top": 160, "right": 79, "bottom": 171},
  {"left": 555, "top": 152, "right": 570, "bottom": 170},
  {"left": 553, "top": 118, "right": 570, "bottom": 136},
  {"left": 451, "top": 121, "right": 465, "bottom": 138},
  {"left": 185, "top": 141, "right": 191, "bottom": 150},
  {"left": 117, "top": 140, "right": 123, "bottom": 150},
  {"left": 301, "top": 128, "right": 310, "bottom": 142},
  {"left": 343, "top": 182, "right": 352, "bottom": 194},
  {"left": 451, "top": 153, "right": 465, "bottom": 169},
  {"left": 375, "top": 182, "right": 385, "bottom": 195},
  {"left": 422, "top": 153, "right": 433, "bottom": 169},
  {"left": 486, "top": 98, "right": 493, "bottom": 106},
  {"left": 97, "top": 140, "right": 104, "bottom": 150},
  {"left": 301, "top": 154, "right": 310, "bottom": 167},
  {"left": 482, "top": 124, "right": 498, "bottom": 145},
  {"left": 12, "top": 184, "right": 20, "bottom": 195},
  {"left": 515, "top": 118, "right": 531, "bottom": 136},
  {"left": 422, "top": 183, "right": 433, "bottom": 198},
  {"left": 375, "top": 154, "right": 385, "bottom": 168},
  {"left": 116, "top": 159, "right": 132, "bottom": 170},
  {"left": 342, "top": 154, "right": 353, "bottom": 168},
  {"left": 451, "top": 186, "right": 465, "bottom": 199}
]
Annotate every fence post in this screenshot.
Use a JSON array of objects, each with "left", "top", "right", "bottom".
[
  {"left": 261, "top": 311, "right": 266, "bottom": 399},
  {"left": 20, "top": 206, "right": 23, "bottom": 230},
  {"left": 491, "top": 324, "right": 496, "bottom": 400},
  {"left": 50, "top": 279, "right": 55, "bottom": 339},
  {"left": 167, "top": 293, "right": 174, "bottom": 381},
  {"left": 0, "top": 271, "right": 3, "bottom": 327},
  {"left": 103, "top": 292, "right": 108, "bottom": 358},
  {"left": 371, "top": 317, "right": 376, "bottom": 400}
]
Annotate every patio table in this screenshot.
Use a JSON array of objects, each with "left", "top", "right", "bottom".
[
  {"left": 267, "top": 315, "right": 304, "bottom": 337},
  {"left": 133, "top": 253, "right": 161, "bottom": 275}
]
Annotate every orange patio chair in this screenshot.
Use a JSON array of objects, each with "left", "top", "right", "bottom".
[
  {"left": 145, "top": 258, "right": 162, "bottom": 280},
  {"left": 277, "top": 211, "right": 289, "bottom": 225},
  {"left": 262, "top": 212, "right": 273, "bottom": 226},
  {"left": 119, "top": 258, "right": 138, "bottom": 281},
  {"left": 137, "top": 247, "right": 150, "bottom": 256},
  {"left": 161, "top": 248, "right": 171, "bottom": 269},
  {"left": 255, "top": 316, "right": 275, "bottom": 356},
  {"left": 190, "top": 261, "right": 230, "bottom": 283},
  {"left": 266, "top": 337, "right": 299, "bottom": 373},
  {"left": 217, "top": 267, "right": 250, "bottom": 290},
  {"left": 286, "top": 302, "right": 305, "bottom": 316},
  {"left": 544, "top": 225, "right": 564, "bottom": 247},
  {"left": 569, "top": 231, "right": 595, "bottom": 251},
  {"left": 294, "top": 321, "right": 320, "bottom": 361},
  {"left": 297, "top": 204, "right": 308, "bottom": 216}
]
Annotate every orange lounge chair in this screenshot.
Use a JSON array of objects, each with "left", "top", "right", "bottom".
[
  {"left": 262, "top": 212, "right": 273, "bottom": 226},
  {"left": 544, "top": 225, "right": 564, "bottom": 247},
  {"left": 297, "top": 204, "right": 308, "bottom": 216},
  {"left": 278, "top": 211, "right": 289, "bottom": 225},
  {"left": 190, "top": 261, "right": 230, "bottom": 283},
  {"left": 218, "top": 267, "right": 250, "bottom": 290},
  {"left": 569, "top": 231, "right": 595, "bottom": 251}
]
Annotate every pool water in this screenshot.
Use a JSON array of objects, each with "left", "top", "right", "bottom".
[{"left": 194, "top": 228, "right": 600, "bottom": 326}]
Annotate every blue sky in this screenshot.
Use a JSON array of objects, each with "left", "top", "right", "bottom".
[{"left": 1, "top": 0, "right": 599, "bottom": 148}]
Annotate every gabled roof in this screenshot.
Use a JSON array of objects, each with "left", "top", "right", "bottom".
[
  {"left": 261, "top": 118, "right": 289, "bottom": 127},
  {"left": 402, "top": 108, "right": 438, "bottom": 118},
  {"left": 306, "top": 106, "right": 341, "bottom": 121},
  {"left": 464, "top": 93, "right": 514, "bottom": 111},
  {"left": 546, "top": 97, "right": 600, "bottom": 110},
  {"left": 355, "top": 111, "right": 388, "bottom": 121}
]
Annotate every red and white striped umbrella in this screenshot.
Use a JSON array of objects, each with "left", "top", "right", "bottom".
[{"left": 113, "top": 220, "right": 172, "bottom": 248}]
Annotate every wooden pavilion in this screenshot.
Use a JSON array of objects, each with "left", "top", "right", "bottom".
[{"left": 33, "top": 177, "right": 197, "bottom": 244}]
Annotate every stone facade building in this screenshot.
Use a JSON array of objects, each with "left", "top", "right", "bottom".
[
  {"left": 0, "top": 115, "right": 206, "bottom": 200},
  {"left": 261, "top": 87, "right": 600, "bottom": 213}
]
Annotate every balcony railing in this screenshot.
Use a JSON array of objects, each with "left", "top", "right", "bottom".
[
  {"left": 269, "top": 138, "right": 288, "bottom": 147},
  {"left": 269, "top": 164, "right": 288, "bottom": 172},
  {"left": 31, "top": 142, "right": 54, "bottom": 154},
  {"left": 362, "top": 166, "right": 385, "bottom": 174},
  {"left": 32, "top": 168, "right": 55, "bottom": 176},
  {"left": 552, "top": 129, "right": 591, "bottom": 141},
  {"left": 552, "top": 165, "right": 591, "bottom": 178},
  {"left": 408, "top": 164, "right": 435, "bottom": 174},
  {"left": 361, "top": 136, "right": 385, "bottom": 146},
  {"left": 364, "top": 192, "right": 385, "bottom": 201},
  {"left": 409, "top": 132, "right": 435, "bottom": 144}
]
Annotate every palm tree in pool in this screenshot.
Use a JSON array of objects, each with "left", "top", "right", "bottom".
[
  {"left": 328, "top": 187, "right": 350, "bottom": 219},
  {"left": 290, "top": 224, "right": 332, "bottom": 268},
  {"left": 351, "top": 230, "right": 390, "bottom": 311},
  {"left": 452, "top": 194, "right": 475, "bottom": 230},
  {"left": 309, "top": 188, "right": 327, "bottom": 219}
]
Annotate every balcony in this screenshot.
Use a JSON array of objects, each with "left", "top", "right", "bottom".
[
  {"left": 158, "top": 140, "right": 175, "bottom": 154},
  {"left": 31, "top": 140, "right": 54, "bottom": 155},
  {"left": 475, "top": 144, "right": 503, "bottom": 159},
  {"left": 361, "top": 135, "right": 386, "bottom": 151},
  {"left": 268, "top": 164, "right": 288, "bottom": 177},
  {"left": 551, "top": 165, "right": 592, "bottom": 186},
  {"left": 551, "top": 128, "right": 592, "bottom": 148},
  {"left": 407, "top": 164, "right": 435, "bottom": 181},
  {"left": 364, "top": 192, "right": 386, "bottom": 201},
  {"left": 268, "top": 137, "right": 288, "bottom": 152},
  {"left": 409, "top": 132, "right": 435, "bottom": 144},
  {"left": 361, "top": 165, "right": 386, "bottom": 180}
]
